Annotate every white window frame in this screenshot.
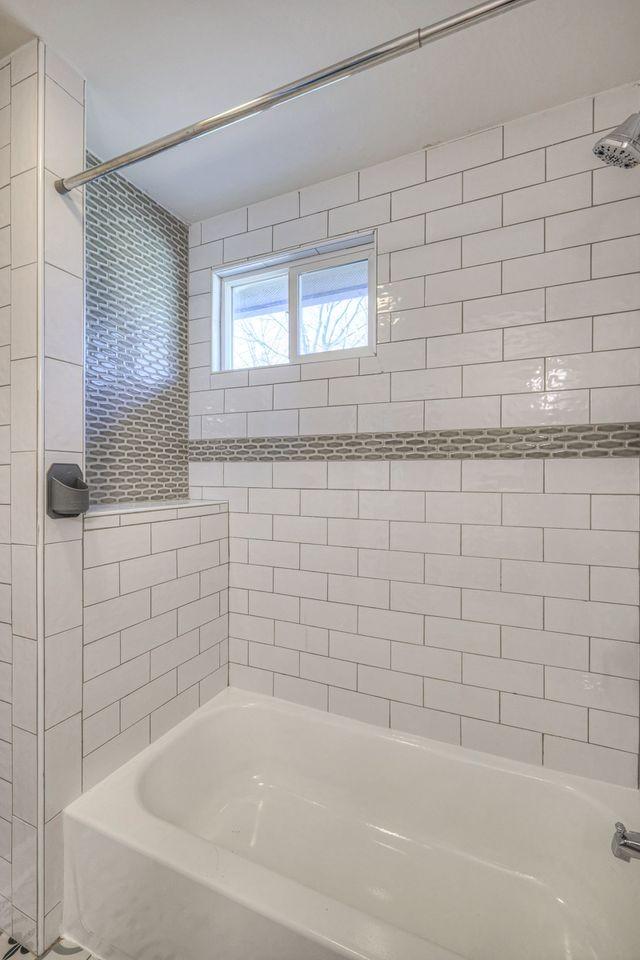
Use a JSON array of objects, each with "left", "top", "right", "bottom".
[{"left": 214, "top": 238, "right": 376, "bottom": 372}]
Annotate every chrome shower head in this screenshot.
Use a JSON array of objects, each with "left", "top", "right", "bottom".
[{"left": 593, "top": 112, "right": 640, "bottom": 168}]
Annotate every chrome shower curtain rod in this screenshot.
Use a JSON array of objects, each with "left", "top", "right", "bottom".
[{"left": 54, "top": 0, "right": 533, "bottom": 195}]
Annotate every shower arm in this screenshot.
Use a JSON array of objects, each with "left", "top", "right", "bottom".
[{"left": 54, "top": 0, "right": 534, "bottom": 195}]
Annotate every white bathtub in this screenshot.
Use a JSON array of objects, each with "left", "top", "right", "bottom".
[{"left": 64, "top": 687, "right": 640, "bottom": 960}]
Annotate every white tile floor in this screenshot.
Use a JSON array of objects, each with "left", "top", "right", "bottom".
[{"left": 0, "top": 933, "right": 91, "bottom": 960}]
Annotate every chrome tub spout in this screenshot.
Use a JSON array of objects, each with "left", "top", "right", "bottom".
[{"left": 612, "top": 823, "right": 640, "bottom": 862}]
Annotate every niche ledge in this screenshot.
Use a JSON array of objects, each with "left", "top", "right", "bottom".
[{"left": 84, "top": 498, "right": 228, "bottom": 529}]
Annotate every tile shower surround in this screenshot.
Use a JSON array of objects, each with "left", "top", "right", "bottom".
[
  {"left": 190, "top": 456, "right": 640, "bottom": 789},
  {"left": 0, "top": 69, "right": 637, "bottom": 959},
  {"left": 81, "top": 502, "right": 228, "bottom": 788},
  {"left": 188, "top": 80, "right": 640, "bottom": 442},
  {"left": 85, "top": 153, "right": 189, "bottom": 504},
  {"left": 183, "top": 80, "right": 640, "bottom": 789}
]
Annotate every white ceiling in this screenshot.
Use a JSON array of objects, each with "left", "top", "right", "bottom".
[{"left": 1, "top": 0, "right": 639, "bottom": 223}]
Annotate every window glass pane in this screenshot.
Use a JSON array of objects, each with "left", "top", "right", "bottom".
[
  {"left": 298, "top": 259, "right": 369, "bottom": 356},
  {"left": 230, "top": 273, "right": 289, "bottom": 369}
]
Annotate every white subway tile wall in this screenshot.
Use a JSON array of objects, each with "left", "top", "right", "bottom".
[
  {"left": 190, "top": 457, "right": 640, "bottom": 788},
  {"left": 1, "top": 38, "right": 87, "bottom": 951},
  {"left": 41, "top": 45, "right": 86, "bottom": 953},
  {"left": 81, "top": 503, "right": 229, "bottom": 788},
  {"left": 189, "top": 81, "right": 640, "bottom": 440},
  {"left": 0, "top": 49, "right": 12, "bottom": 946}
]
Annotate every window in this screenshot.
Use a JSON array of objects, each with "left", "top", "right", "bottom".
[
  {"left": 215, "top": 241, "right": 375, "bottom": 371},
  {"left": 226, "top": 270, "right": 289, "bottom": 370}
]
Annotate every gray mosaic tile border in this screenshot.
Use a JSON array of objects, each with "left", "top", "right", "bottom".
[
  {"left": 85, "top": 152, "right": 189, "bottom": 504},
  {"left": 189, "top": 422, "right": 640, "bottom": 461}
]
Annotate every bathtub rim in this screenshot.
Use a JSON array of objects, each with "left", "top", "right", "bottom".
[{"left": 76, "top": 685, "right": 640, "bottom": 813}]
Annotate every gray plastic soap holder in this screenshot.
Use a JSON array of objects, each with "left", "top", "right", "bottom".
[{"left": 47, "top": 463, "right": 90, "bottom": 519}]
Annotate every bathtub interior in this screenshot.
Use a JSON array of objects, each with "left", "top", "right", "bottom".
[{"left": 132, "top": 691, "right": 640, "bottom": 960}]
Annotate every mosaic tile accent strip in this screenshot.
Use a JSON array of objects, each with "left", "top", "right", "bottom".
[
  {"left": 85, "top": 152, "right": 190, "bottom": 503},
  {"left": 189, "top": 422, "right": 640, "bottom": 461}
]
